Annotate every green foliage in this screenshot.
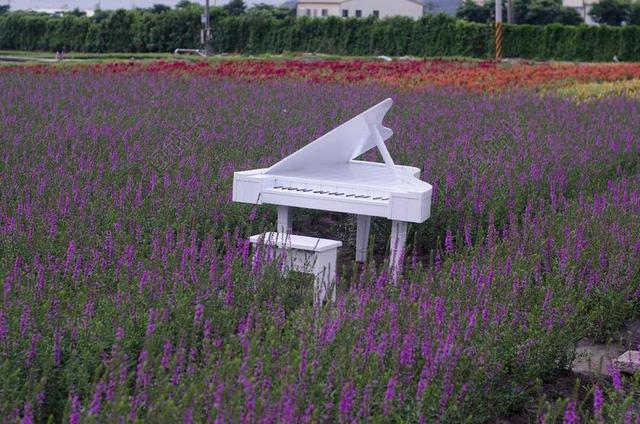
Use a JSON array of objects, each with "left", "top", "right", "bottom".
[
  {"left": 457, "top": 0, "right": 583, "bottom": 25},
  {"left": 225, "top": 0, "right": 247, "bottom": 16},
  {"left": 247, "top": 3, "right": 295, "bottom": 19},
  {"left": 589, "top": 0, "right": 632, "bottom": 25},
  {"left": 456, "top": 0, "right": 492, "bottom": 23},
  {"left": 517, "top": 0, "right": 583, "bottom": 25},
  {"left": 537, "top": 373, "right": 640, "bottom": 422},
  {"left": 148, "top": 4, "right": 171, "bottom": 14},
  {"left": 175, "top": 0, "right": 202, "bottom": 11},
  {"left": 65, "top": 8, "right": 86, "bottom": 17},
  {"left": 0, "top": 5, "right": 9, "bottom": 16},
  {"left": 0, "top": 9, "right": 640, "bottom": 60},
  {"left": 631, "top": 2, "right": 640, "bottom": 24}
]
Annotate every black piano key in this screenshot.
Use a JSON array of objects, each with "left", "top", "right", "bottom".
[
  {"left": 336, "top": 193, "right": 345, "bottom": 196},
  {"left": 274, "top": 186, "right": 283, "bottom": 189},
  {"left": 373, "top": 197, "right": 382, "bottom": 200},
  {"left": 314, "top": 190, "right": 327, "bottom": 194},
  {"left": 346, "top": 194, "right": 355, "bottom": 198},
  {"left": 381, "top": 198, "right": 389, "bottom": 201}
]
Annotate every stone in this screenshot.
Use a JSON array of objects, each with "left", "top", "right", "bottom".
[
  {"left": 613, "top": 351, "right": 640, "bottom": 374},
  {"left": 571, "top": 339, "right": 620, "bottom": 375}
]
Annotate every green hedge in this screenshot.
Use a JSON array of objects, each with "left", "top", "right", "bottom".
[{"left": 1, "top": 10, "right": 640, "bottom": 61}]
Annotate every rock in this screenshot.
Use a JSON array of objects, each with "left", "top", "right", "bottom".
[
  {"left": 376, "top": 55, "right": 393, "bottom": 62},
  {"left": 572, "top": 339, "right": 620, "bottom": 375},
  {"left": 613, "top": 351, "right": 640, "bottom": 374}
]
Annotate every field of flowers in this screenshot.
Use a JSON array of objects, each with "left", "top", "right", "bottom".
[
  {"left": 5, "top": 58, "right": 640, "bottom": 91},
  {"left": 1, "top": 62, "right": 639, "bottom": 422},
  {"left": 552, "top": 79, "right": 640, "bottom": 102}
]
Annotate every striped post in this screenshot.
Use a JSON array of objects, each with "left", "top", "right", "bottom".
[
  {"left": 495, "top": 21, "right": 504, "bottom": 60},
  {"left": 495, "top": 0, "right": 503, "bottom": 60}
]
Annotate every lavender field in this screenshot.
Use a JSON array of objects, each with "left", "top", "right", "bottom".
[{"left": 1, "top": 70, "right": 640, "bottom": 422}]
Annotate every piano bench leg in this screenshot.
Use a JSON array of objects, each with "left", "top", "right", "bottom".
[
  {"left": 389, "top": 220, "right": 408, "bottom": 274},
  {"left": 313, "top": 250, "right": 338, "bottom": 305},
  {"left": 277, "top": 205, "right": 292, "bottom": 234},
  {"left": 355, "top": 215, "right": 371, "bottom": 263}
]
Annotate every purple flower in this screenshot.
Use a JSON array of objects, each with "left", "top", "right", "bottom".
[
  {"left": 139, "top": 271, "right": 149, "bottom": 294},
  {"left": 339, "top": 381, "right": 356, "bottom": 419},
  {"left": 20, "top": 402, "right": 33, "bottom": 424},
  {"left": 146, "top": 309, "right": 157, "bottom": 337},
  {"left": 400, "top": 333, "right": 416, "bottom": 367},
  {"left": 183, "top": 407, "right": 193, "bottom": 424},
  {"left": 444, "top": 229, "right": 454, "bottom": 253},
  {"left": 0, "top": 310, "right": 8, "bottom": 341},
  {"left": 161, "top": 339, "right": 172, "bottom": 369},
  {"left": 593, "top": 384, "right": 603, "bottom": 419},
  {"left": 383, "top": 376, "right": 397, "bottom": 416},
  {"left": 88, "top": 382, "right": 105, "bottom": 415},
  {"left": 69, "top": 392, "right": 81, "bottom": 424},
  {"left": 64, "top": 239, "right": 76, "bottom": 273},
  {"left": 563, "top": 399, "right": 579, "bottom": 424},
  {"left": 194, "top": 303, "right": 205, "bottom": 324},
  {"left": 136, "top": 350, "right": 150, "bottom": 387},
  {"left": 19, "top": 304, "right": 31, "bottom": 337},
  {"left": 609, "top": 364, "right": 622, "bottom": 392},
  {"left": 115, "top": 326, "right": 125, "bottom": 341}
]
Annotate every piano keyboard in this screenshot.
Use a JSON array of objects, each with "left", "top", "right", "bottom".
[{"left": 270, "top": 185, "right": 390, "bottom": 202}]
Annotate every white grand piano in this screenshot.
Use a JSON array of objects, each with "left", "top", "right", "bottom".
[{"left": 232, "top": 98, "right": 433, "bottom": 270}]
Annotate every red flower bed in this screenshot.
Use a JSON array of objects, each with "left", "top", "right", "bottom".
[{"left": 4, "top": 58, "right": 640, "bottom": 91}]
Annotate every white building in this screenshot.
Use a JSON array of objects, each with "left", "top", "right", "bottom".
[
  {"left": 30, "top": 7, "right": 95, "bottom": 17},
  {"left": 297, "top": 0, "right": 424, "bottom": 19}
]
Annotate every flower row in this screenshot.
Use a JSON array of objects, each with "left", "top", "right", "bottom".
[{"left": 5, "top": 58, "right": 640, "bottom": 91}]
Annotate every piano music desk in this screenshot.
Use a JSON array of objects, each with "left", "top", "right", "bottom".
[{"left": 249, "top": 232, "right": 342, "bottom": 305}]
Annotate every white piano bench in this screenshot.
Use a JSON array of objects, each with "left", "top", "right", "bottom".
[{"left": 249, "top": 232, "right": 342, "bottom": 305}]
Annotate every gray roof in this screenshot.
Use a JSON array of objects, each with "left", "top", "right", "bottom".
[{"left": 297, "top": 0, "right": 423, "bottom": 5}]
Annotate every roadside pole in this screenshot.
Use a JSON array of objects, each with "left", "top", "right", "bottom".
[
  {"left": 495, "top": 0, "right": 504, "bottom": 60},
  {"left": 203, "top": 0, "right": 213, "bottom": 56}
]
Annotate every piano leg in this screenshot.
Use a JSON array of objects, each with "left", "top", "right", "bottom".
[
  {"left": 356, "top": 215, "right": 371, "bottom": 262},
  {"left": 277, "top": 205, "right": 292, "bottom": 234},
  {"left": 389, "top": 220, "right": 408, "bottom": 273}
]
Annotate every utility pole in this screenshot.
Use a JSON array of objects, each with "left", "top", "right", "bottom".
[
  {"left": 507, "top": 0, "right": 515, "bottom": 24},
  {"left": 202, "top": 0, "right": 213, "bottom": 56},
  {"left": 495, "top": 0, "right": 504, "bottom": 60}
]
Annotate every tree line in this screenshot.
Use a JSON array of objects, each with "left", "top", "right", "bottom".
[
  {"left": 457, "top": 0, "right": 640, "bottom": 26},
  {"left": 0, "top": 1, "right": 639, "bottom": 61}
]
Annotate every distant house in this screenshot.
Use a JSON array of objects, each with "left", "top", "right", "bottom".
[
  {"left": 296, "top": 0, "right": 424, "bottom": 19},
  {"left": 30, "top": 7, "right": 95, "bottom": 17}
]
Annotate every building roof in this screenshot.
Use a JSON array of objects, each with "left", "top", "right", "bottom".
[
  {"left": 297, "top": 0, "right": 348, "bottom": 3},
  {"left": 297, "top": 0, "right": 423, "bottom": 5}
]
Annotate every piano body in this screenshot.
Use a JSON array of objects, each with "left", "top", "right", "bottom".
[{"left": 232, "top": 98, "right": 433, "bottom": 270}]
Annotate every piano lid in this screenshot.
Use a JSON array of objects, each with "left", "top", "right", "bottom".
[{"left": 266, "top": 98, "right": 394, "bottom": 175}]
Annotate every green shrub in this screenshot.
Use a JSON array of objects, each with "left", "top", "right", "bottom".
[{"left": 1, "top": 10, "right": 640, "bottom": 61}]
